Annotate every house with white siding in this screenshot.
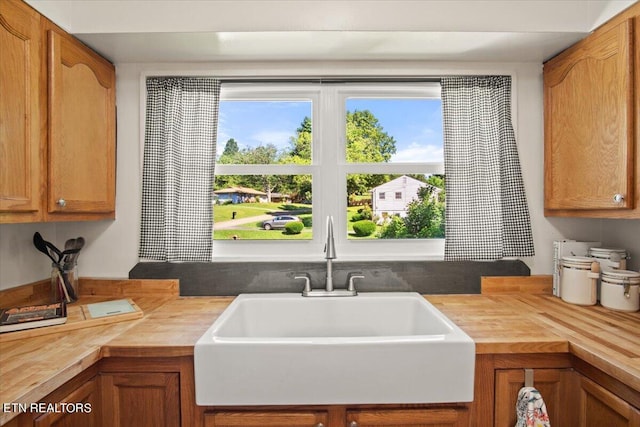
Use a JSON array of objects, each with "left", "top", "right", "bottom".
[{"left": 370, "top": 175, "right": 440, "bottom": 219}]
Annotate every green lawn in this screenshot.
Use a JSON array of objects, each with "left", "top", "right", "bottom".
[
  {"left": 213, "top": 202, "right": 310, "bottom": 223},
  {"left": 346, "top": 206, "right": 380, "bottom": 239},
  {"left": 214, "top": 229, "right": 313, "bottom": 240},
  {"left": 213, "top": 203, "right": 381, "bottom": 240}
]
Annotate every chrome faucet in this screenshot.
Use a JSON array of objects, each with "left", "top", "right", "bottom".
[
  {"left": 295, "top": 216, "right": 362, "bottom": 297},
  {"left": 324, "top": 215, "right": 336, "bottom": 292}
]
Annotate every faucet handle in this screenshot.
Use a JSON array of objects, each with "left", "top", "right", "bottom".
[
  {"left": 294, "top": 274, "right": 312, "bottom": 294},
  {"left": 347, "top": 272, "right": 364, "bottom": 292}
]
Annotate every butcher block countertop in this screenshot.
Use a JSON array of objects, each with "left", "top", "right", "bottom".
[{"left": 1, "top": 277, "right": 639, "bottom": 425}]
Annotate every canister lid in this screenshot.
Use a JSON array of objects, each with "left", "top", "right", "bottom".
[
  {"left": 601, "top": 269, "right": 640, "bottom": 279},
  {"left": 562, "top": 256, "right": 593, "bottom": 263},
  {"left": 601, "top": 269, "right": 640, "bottom": 284},
  {"left": 589, "top": 247, "right": 628, "bottom": 259},
  {"left": 561, "top": 256, "right": 594, "bottom": 269}
]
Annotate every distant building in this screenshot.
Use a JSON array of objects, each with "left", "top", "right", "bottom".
[
  {"left": 370, "top": 175, "right": 440, "bottom": 219},
  {"left": 213, "top": 186, "right": 267, "bottom": 204},
  {"left": 269, "top": 193, "right": 292, "bottom": 203},
  {"left": 213, "top": 186, "right": 291, "bottom": 204}
]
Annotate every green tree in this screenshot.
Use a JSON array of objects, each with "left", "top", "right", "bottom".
[
  {"left": 220, "top": 138, "right": 239, "bottom": 161},
  {"left": 346, "top": 110, "right": 396, "bottom": 163},
  {"left": 378, "top": 184, "right": 445, "bottom": 239},
  {"left": 236, "top": 144, "right": 279, "bottom": 164},
  {"left": 216, "top": 144, "right": 286, "bottom": 201},
  {"left": 426, "top": 174, "right": 446, "bottom": 202},
  {"left": 280, "top": 116, "right": 313, "bottom": 201},
  {"left": 403, "top": 186, "right": 445, "bottom": 238},
  {"left": 286, "top": 116, "right": 312, "bottom": 163},
  {"left": 345, "top": 110, "right": 397, "bottom": 196}
]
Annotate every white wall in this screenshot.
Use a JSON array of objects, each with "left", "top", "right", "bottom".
[{"left": 1, "top": 60, "right": 626, "bottom": 290}]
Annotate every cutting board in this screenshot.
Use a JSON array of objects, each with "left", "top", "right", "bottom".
[{"left": 0, "top": 298, "right": 143, "bottom": 343}]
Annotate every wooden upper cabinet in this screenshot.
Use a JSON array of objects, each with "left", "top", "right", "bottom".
[
  {"left": 46, "top": 28, "right": 116, "bottom": 219},
  {"left": 0, "top": 0, "right": 43, "bottom": 222},
  {"left": 0, "top": 1, "right": 116, "bottom": 224},
  {"left": 544, "top": 8, "right": 639, "bottom": 218}
]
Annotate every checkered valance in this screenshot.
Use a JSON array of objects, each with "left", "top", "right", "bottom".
[
  {"left": 139, "top": 77, "right": 220, "bottom": 261},
  {"left": 442, "top": 76, "right": 535, "bottom": 260}
]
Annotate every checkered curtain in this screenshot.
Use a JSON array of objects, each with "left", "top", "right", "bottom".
[
  {"left": 139, "top": 77, "right": 220, "bottom": 261},
  {"left": 441, "top": 76, "right": 534, "bottom": 260}
]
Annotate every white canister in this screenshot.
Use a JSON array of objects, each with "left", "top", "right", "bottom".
[
  {"left": 600, "top": 270, "right": 640, "bottom": 312},
  {"left": 589, "top": 247, "right": 628, "bottom": 271},
  {"left": 560, "top": 256, "right": 599, "bottom": 306}
]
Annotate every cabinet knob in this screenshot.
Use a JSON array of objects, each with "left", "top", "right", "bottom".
[
  {"left": 613, "top": 194, "right": 625, "bottom": 204},
  {"left": 57, "top": 198, "right": 66, "bottom": 207},
  {"left": 349, "top": 422, "right": 359, "bottom": 427},
  {"left": 315, "top": 424, "right": 325, "bottom": 427}
]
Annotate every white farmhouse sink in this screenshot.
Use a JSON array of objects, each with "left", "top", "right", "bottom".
[{"left": 194, "top": 292, "right": 474, "bottom": 405}]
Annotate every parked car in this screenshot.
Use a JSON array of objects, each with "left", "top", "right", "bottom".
[{"left": 262, "top": 215, "right": 301, "bottom": 230}]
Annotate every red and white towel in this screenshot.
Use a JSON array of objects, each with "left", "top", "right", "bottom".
[{"left": 515, "top": 387, "right": 551, "bottom": 427}]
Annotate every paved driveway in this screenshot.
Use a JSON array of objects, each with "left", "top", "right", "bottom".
[{"left": 213, "top": 214, "right": 272, "bottom": 230}]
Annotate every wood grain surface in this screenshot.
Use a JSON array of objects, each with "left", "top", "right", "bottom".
[
  {"left": 481, "top": 275, "right": 553, "bottom": 295},
  {"left": 0, "top": 298, "right": 143, "bottom": 343},
  {"left": 1, "top": 278, "right": 639, "bottom": 426}
]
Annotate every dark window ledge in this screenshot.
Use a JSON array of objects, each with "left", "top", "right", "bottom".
[{"left": 129, "top": 260, "right": 530, "bottom": 296}]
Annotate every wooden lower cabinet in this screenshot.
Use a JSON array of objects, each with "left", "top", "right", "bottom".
[
  {"left": 347, "top": 408, "right": 469, "bottom": 427},
  {"left": 33, "top": 378, "right": 98, "bottom": 427},
  {"left": 494, "top": 368, "right": 577, "bottom": 426},
  {"left": 8, "top": 355, "right": 640, "bottom": 427},
  {"left": 97, "top": 356, "right": 197, "bottom": 427},
  {"left": 203, "top": 408, "right": 469, "bottom": 427},
  {"left": 578, "top": 376, "right": 640, "bottom": 427},
  {"left": 4, "top": 366, "right": 99, "bottom": 427},
  {"left": 100, "top": 372, "right": 180, "bottom": 427},
  {"left": 203, "top": 410, "right": 328, "bottom": 427}
]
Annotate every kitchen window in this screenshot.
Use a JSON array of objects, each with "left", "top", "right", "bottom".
[{"left": 213, "top": 82, "right": 445, "bottom": 260}]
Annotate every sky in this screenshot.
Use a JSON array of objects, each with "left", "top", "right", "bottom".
[{"left": 216, "top": 98, "right": 443, "bottom": 163}]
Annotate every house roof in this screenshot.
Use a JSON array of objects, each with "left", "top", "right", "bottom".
[
  {"left": 213, "top": 186, "right": 267, "bottom": 196},
  {"left": 370, "top": 175, "right": 438, "bottom": 192}
]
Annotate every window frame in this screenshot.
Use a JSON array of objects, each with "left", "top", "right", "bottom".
[{"left": 213, "top": 82, "right": 445, "bottom": 261}]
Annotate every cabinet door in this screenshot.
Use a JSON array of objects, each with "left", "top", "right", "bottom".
[
  {"left": 33, "top": 377, "right": 98, "bottom": 427},
  {"left": 204, "top": 411, "right": 328, "bottom": 427},
  {"left": 47, "top": 29, "right": 115, "bottom": 218},
  {"left": 544, "top": 19, "right": 634, "bottom": 211},
  {"left": 0, "top": 0, "right": 43, "bottom": 222},
  {"left": 346, "top": 408, "right": 469, "bottom": 427},
  {"left": 578, "top": 376, "right": 640, "bottom": 427},
  {"left": 494, "top": 369, "right": 577, "bottom": 427},
  {"left": 100, "top": 372, "right": 180, "bottom": 427}
]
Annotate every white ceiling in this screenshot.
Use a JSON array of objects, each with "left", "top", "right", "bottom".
[{"left": 25, "top": 0, "right": 638, "bottom": 63}]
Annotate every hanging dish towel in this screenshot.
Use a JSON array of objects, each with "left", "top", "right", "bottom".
[{"left": 515, "top": 387, "right": 551, "bottom": 427}]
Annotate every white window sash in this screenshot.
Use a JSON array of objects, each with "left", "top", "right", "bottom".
[{"left": 213, "top": 82, "right": 445, "bottom": 261}]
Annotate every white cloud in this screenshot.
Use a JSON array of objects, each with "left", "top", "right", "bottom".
[{"left": 391, "top": 142, "right": 443, "bottom": 163}]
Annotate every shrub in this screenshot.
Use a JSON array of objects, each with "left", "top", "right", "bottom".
[
  {"left": 352, "top": 220, "right": 376, "bottom": 237},
  {"left": 378, "top": 215, "right": 407, "bottom": 239},
  {"left": 300, "top": 215, "right": 313, "bottom": 227},
  {"left": 351, "top": 206, "right": 372, "bottom": 222},
  {"left": 284, "top": 221, "right": 304, "bottom": 235}
]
